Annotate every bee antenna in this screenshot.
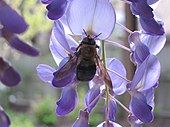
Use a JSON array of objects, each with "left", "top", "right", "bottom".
[
  {"left": 83, "top": 29, "right": 88, "bottom": 37},
  {"left": 94, "top": 33, "right": 102, "bottom": 38}
]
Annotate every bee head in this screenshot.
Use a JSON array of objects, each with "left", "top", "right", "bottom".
[{"left": 81, "top": 37, "right": 96, "bottom": 45}]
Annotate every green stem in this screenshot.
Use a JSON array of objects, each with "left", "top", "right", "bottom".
[{"left": 101, "top": 40, "right": 109, "bottom": 122}]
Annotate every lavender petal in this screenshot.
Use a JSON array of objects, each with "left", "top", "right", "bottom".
[
  {"left": 130, "top": 91, "right": 153, "bottom": 123},
  {"left": 84, "top": 85, "right": 100, "bottom": 113},
  {"left": 56, "top": 84, "right": 78, "bottom": 116},
  {"left": 36, "top": 64, "right": 56, "bottom": 84},
  {"left": 72, "top": 110, "right": 89, "bottom": 127}
]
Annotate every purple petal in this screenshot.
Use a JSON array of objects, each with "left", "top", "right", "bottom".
[
  {"left": 104, "top": 99, "right": 117, "bottom": 122},
  {"left": 130, "top": 91, "right": 153, "bottom": 123},
  {"left": 133, "top": 43, "right": 150, "bottom": 65},
  {"left": 50, "top": 21, "right": 78, "bottom": 66},
  {"left": 72, "top": 110, "right": 89, "bottom": 127},
  {"left": 89, "top": 75, "right": 104, "bottom": 89},
  {"left": 140, "top": 18, "right": 165, "bottom": 35},
  {"left": 53, "top": 21, "right": 77, "bottom": 54},
  {"left": 9, "top": 35, "right": 39, "bottom": 56},
  {"left": 97, "top": 121, "right": 122, "bottom": 127},
  {"left": 46, "top": 0, "right": 67, "bottom": 20},
  {"left": 129, "top": 55, "right": 160, "bottom": 91},
  {"left": 40, "top": 0, "right": 53, "bottom": 4},
  {"left": 143, "top": 88, "right": 154, "bottom": 109},
  {"left": 0, "top": 106, "right": 10, "bottom": 127},
  {"left": 128, "top": 32, "right": 150, "bottom": 64},
  {"left": 67, "top": 0, "right": 96, "bottom": 36},
  {"left": 90, "top": 0, "right": 116, "bottom": 40},
  {"left": 84, "top": 85, "right": 100, "bottom": 113},
  {"left": 0, "top": 1, "right": 28, "bottom": 34},
  {"left": 107, "top": 58, "right": 127, "bottom": 95},
  {"left": 50, "top": 34, "right": 67, "bottom": 66},
  {"left": 36, "top": 64, "right": 56, "bottom": 83},
  {"left": 67, "top": 0, "right": 116, "bottom": 39},
  {"left": 52, "top": 71, "right": 75, "bottom": 88},
  {"left": 147, "top": 0, "right": 159, "bottom": 5},
  {"left": 56, "top": 84, "right": 78, "bottom": 116},
  {"left": 139, "top": 32, "right": 166, "bottom": 55},
  {"left": 52, "top": 57, "right": 76, "bottom": 88},
  {"left": 0, "top": 57, "right": 21, "bottom": 87},
  {"left": 128, "top": 115, "right": 142, "bottom": 127},
  {"left": 130, "top": 0, "right": 153, "bottom": 19}
]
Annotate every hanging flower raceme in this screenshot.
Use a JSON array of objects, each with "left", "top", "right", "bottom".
[
  {"left": 0, "top": 0, "right": 39, "bottom": 87},
  {"left": 0, "top": 0, "right": 39, "bottom": 57},
  {"left": 38, "top": 0, "right": 166, "bottom": 126},
  {"left": 126, "top": 0, "right": 164, "bottom": 35}
]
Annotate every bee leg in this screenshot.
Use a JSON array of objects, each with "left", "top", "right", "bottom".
[
  {"left": 76, "top": 43, "right": 82, "bottom": 51},
  {"left": 96, "top": 44, "right": 99, "bottom": 49}
]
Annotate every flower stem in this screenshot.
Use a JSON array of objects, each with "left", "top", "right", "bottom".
[
  {"left": 84, "top": 90, "right": 104, "bottom": 111},
  {"left": 105, "top": 40, "right": 131, "bottom": 52},
  {"left": 101, "top": 40, "right": 109, "bottom": 123},
  {"left": 110, "top": 95, "right": 131, "bottom": 114},
  {"left": 116, "top": 22, "right": 133, "bottom": 34},
  {"left": 107, "top": 68, "right": 131, "bottom": 83}
]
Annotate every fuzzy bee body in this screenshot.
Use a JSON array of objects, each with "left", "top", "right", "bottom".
[
  {"left": 55, "top": 36, "right": 112, "bottom": 89},
  {"left": 76, "top": 37, "right": 98, "bottom": 81}
]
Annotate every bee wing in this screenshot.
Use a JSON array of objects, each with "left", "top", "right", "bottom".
[
  {"left": 96, "top": 55, "right": 113, "bottom": 89},
  {"left": 55, "top": 55, "right": 78, "bottom": 80}
]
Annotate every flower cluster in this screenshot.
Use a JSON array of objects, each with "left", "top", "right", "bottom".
[
  {"left": 0, "top": 0, "right": 39, "bottom": 87},
  {"left": 37, "top": 0, "right": 166, "bottom": 126},
  {"left": 0, "top": 0, "right": 39, "bottom": 126}
]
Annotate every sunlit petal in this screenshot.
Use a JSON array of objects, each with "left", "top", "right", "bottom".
[
  {"left": 107, "top": 58, "right": 127, "bottom": 95},
  {"left": 67, "top": 0, "right": 116, "bottom": 39},
  {"left": 36, "top": 64, "right": 55, "bottom": 84},
  {"left": 140, "top": 32, "right": 166, "bottom": 55},
  {"left": 130, "top": 55, "right": 160, "bottom": 91}
]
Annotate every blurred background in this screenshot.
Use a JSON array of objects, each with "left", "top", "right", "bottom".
[{"left": 0, "top": 0, "right": 170, "bottom": 127}]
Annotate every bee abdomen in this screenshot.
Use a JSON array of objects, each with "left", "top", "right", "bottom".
[{"left": 76, "top": 60, "right": 96, "bottom": 81}]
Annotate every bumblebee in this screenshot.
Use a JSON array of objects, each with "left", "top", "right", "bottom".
[{"left": 55, "top": 34, "right": 112, "bottom": 89}]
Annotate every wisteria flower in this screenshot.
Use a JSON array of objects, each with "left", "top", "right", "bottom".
[
  {"left": 72, "top": 110, "right": 89, "bottom": 127},
  {"left": 127, "top": 0, "right": 164, "bottom": 35},
  {"left": 128, "top": 30, "right": 166, "bottom": 65},
  {"left": 67, "top": 0, "right": 116, "bottom": 40},
  {"left": 38, "top": 0, "right": 166, "bottom": 126},
  {"left": 37, "top": 20, "right": 79, "bottom": 116},
  {"left": 41, "top": 0, "right": 69, "bottom": 20},
  {"left": 0, "top": 0, "right": 39, "bottom": 57},
  {"left": 0, "top": 57, "right": 21, "bottom": 87},
  {"left": 128, "top": 55, "right": 160, "bottom": 123},
  {"left": 0, "top": 106, "right": 10, "bottom": 127},
  {"left": 0, "top": 0, "right": 39, "bottom": 86}
]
